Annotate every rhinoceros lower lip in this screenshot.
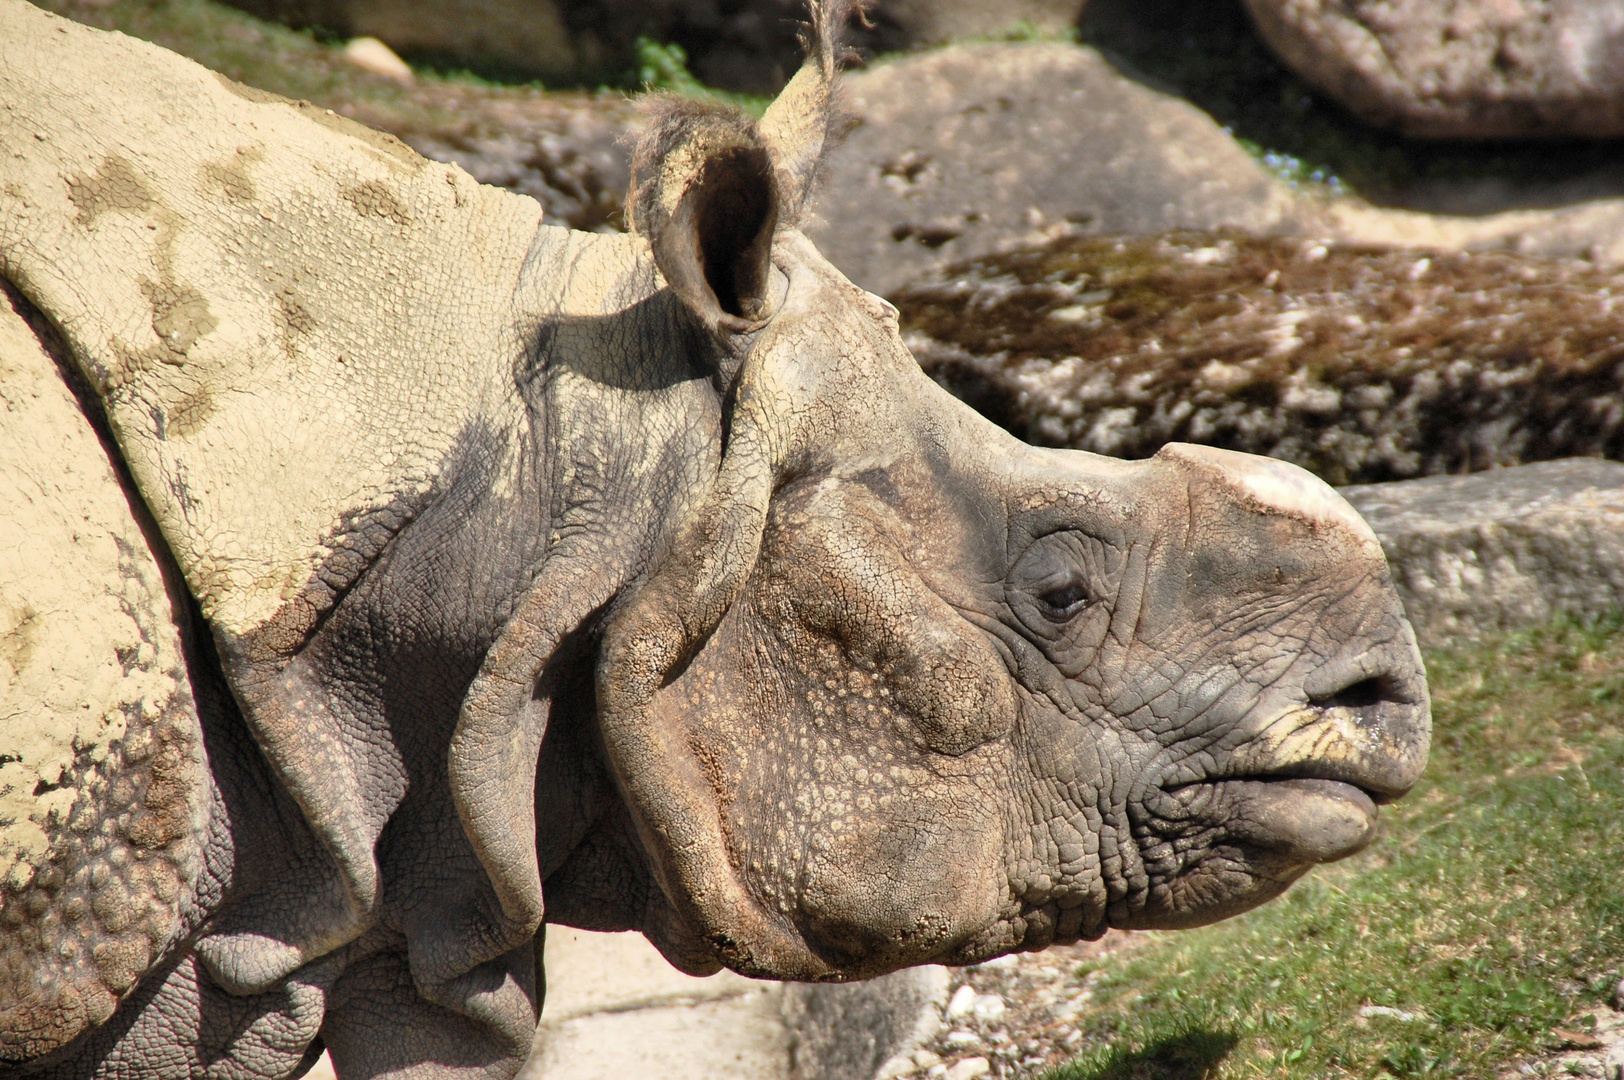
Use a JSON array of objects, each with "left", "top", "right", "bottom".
[{"left": 1167, "top": 776, "right": 1380, "bottom": 865}]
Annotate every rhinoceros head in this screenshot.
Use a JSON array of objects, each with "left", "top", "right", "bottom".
[
  {"left": 576, "top": 7, "right": 1430, "bottom": 981},
  {"left": 0, "top": 1, "right": 1429, "bottom": 1072}
]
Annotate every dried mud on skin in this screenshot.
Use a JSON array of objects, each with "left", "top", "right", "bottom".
[
  {"left": 39, "top": 0, "right": 640, "bottom": 233},
  {"left": 897, "top": 233, "right": 1624, "bottom": 486}
]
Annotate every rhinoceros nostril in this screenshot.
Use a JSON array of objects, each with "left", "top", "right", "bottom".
[{"left": 1310, "top": 675, "right": 1392, "bottom": 711}]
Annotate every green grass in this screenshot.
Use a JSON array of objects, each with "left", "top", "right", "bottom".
[
  {"left": 631, "top": 36, "right": 770, "bottom": 117},
  {"left": 1048, "top": 614, "right": 1624, "bottom": 1079}
]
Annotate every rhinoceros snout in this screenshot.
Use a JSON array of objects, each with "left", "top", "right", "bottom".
[{"left": 1300, "top": 652, "right": 1430, "bottom": 802}]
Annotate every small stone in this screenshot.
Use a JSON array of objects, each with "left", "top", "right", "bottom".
[
  {"left": 972, "top": 954, "right": 1020, "bottom": 973},
  {"left": 945, "top": 1058, "right": 992, "bottom": 1080},
  {"left": 875, "top": 1054, "right": 919, "bottom": 1080},
  {"left": 1358, "top": 1005, "right": 1420, "bottom": 1022},
  {"left": 945, "top": 984, "right": 978, "bottom": 1020},
  {"left": 969, "top": 994, "right": 1007, "bottom": 1023},
  {"left": 945, "top": 1030, "right": 982, "bottom": 1047},
  {"left": 342, "top": 37, "right": 413, "bottom": 82},
  {"left": 913, "top": 1050, "right": 943, "bottom": 1069}
]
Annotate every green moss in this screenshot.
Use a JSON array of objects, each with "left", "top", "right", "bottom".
[
  {"left": 631, "top": 36, "right": 771, "bottom": 117},
  {"left": 897, "top": 232, "right": 1624, "bottom": 483},
  {"left": 1045, "top": 613, "right": 1624, "bottom": 1079}
]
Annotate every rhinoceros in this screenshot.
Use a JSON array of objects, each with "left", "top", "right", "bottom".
[{"left": 0, "top": 2, "right": 1430, "bottom": 1077}]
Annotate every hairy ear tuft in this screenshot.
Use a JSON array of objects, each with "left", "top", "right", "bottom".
[
  {"left": 628, "top": 99, "right": 778, "bottom": 335},
  {"left": 760, "top": 0, "right": 864, "bottom": 224}
]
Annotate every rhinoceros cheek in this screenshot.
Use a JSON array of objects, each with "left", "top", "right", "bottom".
[{"left": 790, "top": 807, "right": 1007, "bottom": 973}]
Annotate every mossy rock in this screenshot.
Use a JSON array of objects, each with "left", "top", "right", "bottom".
[{"left": 897, "top": 231, "right": 1624, "bottom": 485}]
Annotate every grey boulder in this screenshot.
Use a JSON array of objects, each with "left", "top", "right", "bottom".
[
  {"left": 1343, "top": 459, "right": 1624, "bottom": 646},
  {"left": 1243, "top": 0, "right": 1624, "bottom": 138},
  {"left": 807, "top": 42, "right": 1312, "bottom": 296}
]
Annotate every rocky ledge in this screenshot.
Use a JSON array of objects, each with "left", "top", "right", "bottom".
[
  {"left": 898, "top": 231, "right": 1624, "bottom": 486},
  {"left": 1343, "top": 458, "right": 1624, "bottom": 646}
]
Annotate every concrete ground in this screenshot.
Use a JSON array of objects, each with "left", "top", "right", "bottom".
[
  {"left": 518, "top": 927, "right": 790, "bottom": 1080},
  {"left": 301, "top": 928, "right": 790, "bottom": 1080}
]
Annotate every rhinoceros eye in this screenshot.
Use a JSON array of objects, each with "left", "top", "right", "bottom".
[
  {"left": 1037, "top": 579, "right": 1090, "bottom": 621},
  {"left": 1007, "top": 529, "right": 1124, "bottom": 673}
]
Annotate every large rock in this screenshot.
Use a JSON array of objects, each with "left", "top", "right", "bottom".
[
  {"left": 782, "top": 967, "right": 949, "bottom": 1080},
  {"left": 1243, "top": 0, "right": 1624, "bottom": 138},
  {"left": 808, "top": 43, "right": 1313, "bottom": 296},
  {"left": 895, "top": 231, "right": 1624, "bottom": 485},
  {"left": 1343, "top": 459, "right": 1624, "bottom": 646}
]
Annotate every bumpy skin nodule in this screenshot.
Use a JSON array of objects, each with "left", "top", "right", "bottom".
[
  {"left": 0, "top": 1, "right": 1429, "bottom": 1078},
  {"left": 0, "top": 283, "right": 209, "bottom": 1065}
]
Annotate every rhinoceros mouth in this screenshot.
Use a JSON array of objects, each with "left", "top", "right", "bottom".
[{"left": 1157, "top": 775, "right": 1381, "bottom": 865}]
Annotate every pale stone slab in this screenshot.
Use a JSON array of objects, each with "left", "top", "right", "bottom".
[
  {"left": 539, "top": 926, "right": 764, "bottom": 1021},
  {"left": 1341, "top": 458, "right": 1624, "bottom": 646},
  {"left": 520, "top": 989, "right": 789, "bottom": 1080}
]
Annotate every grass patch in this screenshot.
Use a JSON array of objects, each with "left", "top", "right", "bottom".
[{"left": 1047, "top": 613, "right": 1624, "bottom": 1079}]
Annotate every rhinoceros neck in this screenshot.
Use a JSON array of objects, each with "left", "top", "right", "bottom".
[
  {"left": 224, "top": 224, "right": 722, "bottom": 672},
  {"left": 509, "top": 225, "right": 725, "bottom": 599},
  {"left": 197, "top": 223, "right": 723, "bottom": 1000}
]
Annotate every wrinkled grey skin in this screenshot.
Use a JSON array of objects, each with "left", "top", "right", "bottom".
[{"left": 1, "top": 4, "right": 1429, "bottom": 1079}]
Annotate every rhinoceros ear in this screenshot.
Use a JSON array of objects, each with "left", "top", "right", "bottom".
[
  {"left": 759, "top": 0, "right": 857, "bottom": 224},
  {"left": 628, "top": 102, "right": 779, "bottom": 335}
]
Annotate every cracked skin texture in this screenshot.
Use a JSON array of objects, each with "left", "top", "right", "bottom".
[{"left": 1, "top": 2, "right": 1429, "bottom": 1077}]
